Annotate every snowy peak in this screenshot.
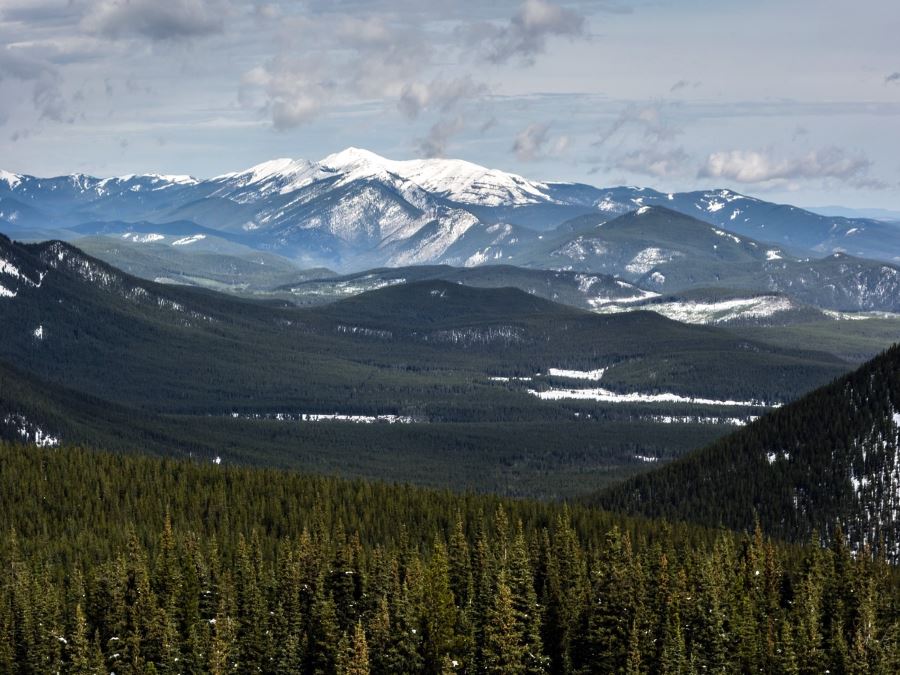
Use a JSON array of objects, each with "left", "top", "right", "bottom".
[
  {"left": 320, "top": 147, "right": 554, "bottom": 206},
  {"left": 209, "top": 147, "right": 558, "bottom": 211},
  {"left": 0, "top": 170, "right": 22, "bottom": 190},
  {"left": 320, "top": 146, "right": 389, "bottom": 170},
  {"left": 211, "top": 157, "right": 329, "bottom": 196}
]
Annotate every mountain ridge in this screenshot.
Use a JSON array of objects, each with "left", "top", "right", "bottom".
[{"left": 4, "top": 147, "right": 900, "bottom": 271}]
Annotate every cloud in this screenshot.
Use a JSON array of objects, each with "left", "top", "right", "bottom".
[
  {"left": 886, "top": 72, "right": 900, "bottom": 85},
  {"left": 512, "top": 122, "right": 569, "bottom": 161},
  {"left": 242, "top": 10, "right": 436, "bottom": 129},
  {"left": 239, "top": 58, "right": 333, "bottom": 131},
  {"left": 669, "top": 79, "right": 700, "bottom": 93},
  {"left": 465, "top": 0, "right": 586, "bottom": 65},
  {"left": 592, "top": 102, "right": 688, "bottom": 177},
  {"left": 83, "top": 0, "right": 226, "bottom": 41},
  {"left": 414, "top": 115, "right": 465, "bottom": 158},
  {"left": 0, "top": 47, "right": 68, "bottom": 121},
  {"left": 699, "top": 147, "right": 880, "bottom": 188},
  {"left": 613, "top": 146, "right": 690, "bottom": 178},
  {"left": 595, "top": 102, "right": 681, "bottom": 147},
  {"left": 398, "top": 76, "right": 489, "bottom": 119},
  {"left": 0, "top": 48, "right": 55, "bottom": 81}
]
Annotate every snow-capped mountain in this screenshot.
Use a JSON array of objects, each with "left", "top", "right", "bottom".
[{"left": 2, "top": 148, "right": 900, "bottom": 272}]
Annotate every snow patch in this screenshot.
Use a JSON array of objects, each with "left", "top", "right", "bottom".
[
  {"left": 625, "top": 247, "right": 681, "bottom": 275},
  {"left": 231, "top": 411, "right": 415, "bottom": 424},
  {"left": 546, "top": 367, "right": 606, "bottom": 381},
  {"left": 528, "top": 387, "right": 775, "bottom": 407},
  {"left": 647, "top": 415, "right": 756, "bottom": 426},
  {"left": 172, "top": 234, "right": 207, "bottom": 246},
  {"left": 711, "top": 228, "right": 741, "bottom": 244},
  {"left": 2, "top": 413, "right": 59, "bottom": 447},
  {"left": 122, "top": 233, "right": 165, "bottom": 244},
  {"left": 0, "top": 170, "right": 22, "bottom": 189}
]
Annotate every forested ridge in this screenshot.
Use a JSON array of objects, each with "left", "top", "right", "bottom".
[
  {"left": 2, "top": 441, "right": 899, "bottom": 673},
  {"left": 596, "top": 343, "right": 900, "bottom": 557}
]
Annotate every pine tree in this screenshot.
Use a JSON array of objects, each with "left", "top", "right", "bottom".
[
  {"left": 307, "top": 579, "right": 341, "bottom": 675},
  {"left": 67, "top": 603, "right": 105, "bottom": 674},
  {"left": 421, "top": 540, "right": 458, "bottom": 674},
  {"left": 777, "top": 619, "right": 800, "bottom": 675},
  {"left": 483, "top": 570, "right": 526, "bottom": 675},
  {"left": 508, "top": 523, "right": 546, "bottom": 674},
  {"left": 344, "top": 621, "right": 370, "bottom": 675},
  {"left": 578, "top": 526, "right": 635, "bottom": 673}
]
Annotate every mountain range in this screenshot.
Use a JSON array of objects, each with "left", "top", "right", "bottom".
[{"left": 3, "top": 148, "right": 900, "bottom": 273}]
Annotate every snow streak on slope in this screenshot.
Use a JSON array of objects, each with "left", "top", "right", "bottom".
[
  {"left": 491, "top": 364, "right": 776, "bottom": 407},
  {"left": 529, "top": 387, "right": 772, "bottom": 407},
  {"left": 594, "top": 295, "right": 797, "bottom": 325}
]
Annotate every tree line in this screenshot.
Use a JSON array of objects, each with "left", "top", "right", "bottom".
[{"left": 1, "top": 441, "right": 899, "bottom": 673}]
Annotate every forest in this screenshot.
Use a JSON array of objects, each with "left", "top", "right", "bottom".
[{"left": 2, "top": 441, "right": 899, "bottom": 674}]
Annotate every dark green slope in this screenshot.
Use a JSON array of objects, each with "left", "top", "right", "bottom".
[
  {"left": 277, "top": 263, "right": 651, "bottom": 311},
  {"left": 0, "top": 235, "right": 868, "bottom": 497},
  {"left": 595, "top": 343, "right": 900, "bottom": 558},
  {"left": 0, "top": 235, "right": 847, "bottom": 408},
  {"left": 314, "top": 279, "right": 568, "bottom": 327},
  {"left": 4, "top": 438, "right": 898, "bottom": 673}
]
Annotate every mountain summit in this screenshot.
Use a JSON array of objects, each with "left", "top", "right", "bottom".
[{"left": 3, "top": 148, "right": 900, "bottom": 271}]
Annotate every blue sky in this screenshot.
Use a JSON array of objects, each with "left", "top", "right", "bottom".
[{"left": 1, "top": 0, "right": 898, "bottom": 209}]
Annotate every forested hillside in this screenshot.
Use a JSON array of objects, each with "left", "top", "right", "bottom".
[
  {"left": 2, "top": 441, "right": 899, "bottom": 673},
  {"left": 4, "top": 234, "right": 867, "bottom": 498},
  {"left": 597, "top": 344, "right": 900, "bottom": 559}
]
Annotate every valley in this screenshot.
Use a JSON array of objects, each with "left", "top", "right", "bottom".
[{"left": 2, "top": 229, "right": 898, "bottom": 500}]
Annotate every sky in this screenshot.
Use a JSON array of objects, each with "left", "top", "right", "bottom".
[{"left": 0, "top": 0, "right": 899, "bottom": 209}]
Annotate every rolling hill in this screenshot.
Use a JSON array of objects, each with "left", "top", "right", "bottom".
[{"left": 1, "top": 234, "right": 870, "bottom": 497}]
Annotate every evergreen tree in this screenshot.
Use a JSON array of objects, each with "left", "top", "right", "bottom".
[{"left": 483, "top": 570, "right": 526, "bottom": 675}]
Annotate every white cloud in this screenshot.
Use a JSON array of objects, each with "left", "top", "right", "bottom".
[
  {"left": 464, "top": 0, "right": 586, "bottom": 65},
  {"left": 512, "top": 121, "right": 568, "bottom": 161},
  {"left": 614, "top": 147, "right": 689, "bottom": 178},
  {"left": 398, "top": 76, "right": 489, "bottom": 119},
  {"left": 699, "top": 147, "right": 874, "bottom": 186}
]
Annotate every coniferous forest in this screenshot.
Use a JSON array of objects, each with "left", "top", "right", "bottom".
[{"left": 2, "top": 441, "right": 900, "bottom": 674}]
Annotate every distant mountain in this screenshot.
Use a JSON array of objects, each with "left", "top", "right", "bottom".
[
  {"left": 513, "top": 207, "right": 900, "bottom": 312},
  {"left": 278, "top": 264, "right": 654, "bottom": 311},
  {"left": 3, "top": 148, "right": 900, "bottom": 271},
  {"left": 595, "top": 343, "right": 900, "bottom": 559},
  {"left": 807, "top": 205, "right": 900, "bottom": 222},
  {"left": 73, "top": 232, "right": 332, "bottom": 292},
  {"left": 0, "top": 235, "right": 850, "bottom": 412}
]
